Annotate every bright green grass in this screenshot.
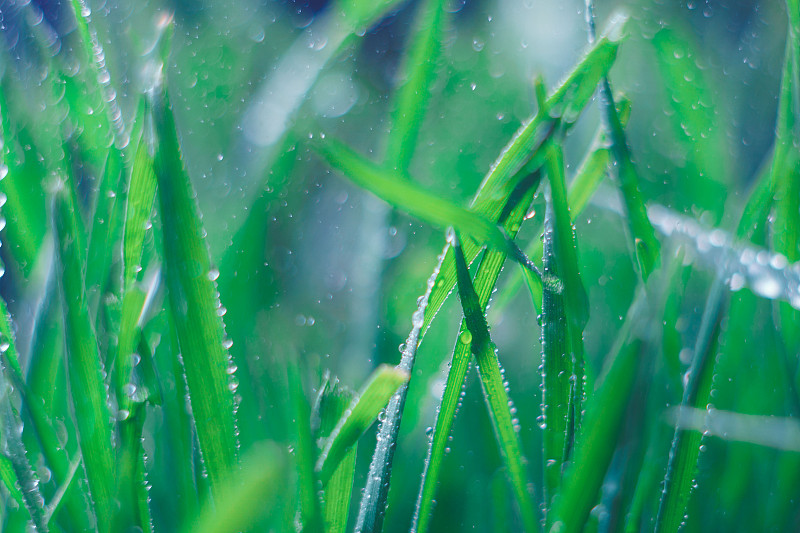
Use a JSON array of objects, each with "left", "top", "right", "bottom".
[{"left": 0, "top": 0, "right": 798, "bottom": 532}]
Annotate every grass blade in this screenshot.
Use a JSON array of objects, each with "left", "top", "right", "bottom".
[
  {"left": 413, "top": 178, "right": 538, "bottom": 533},
  {"left": 316, "top": 364, "right": 409, "bottom": 486},
  {"left": 182, "top": 443, "right": 288, "bottom": 533},
  {"left": 654, "top": 279, "right": 726, "bottom": 533},
  {"left": 314, "top": 379, "right": 357, "bottom": 533},
  {"left": 53, "top": 180, "right": 116, "bottom": 532},
  {"left": 452, "top": 234, "right": 538, "bottom": 532},
  {"left": 151, "top": 77, "right": 239, "bottom": 497}
]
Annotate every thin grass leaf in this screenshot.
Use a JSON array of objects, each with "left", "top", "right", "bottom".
[
  {"left": 181, "top": 443, "right": 288, "bottom": 533},
  {"left": 0, "top": 302, "right": 48, "bottom": 532},
  {"left": 452, "top": 233, "right": 538, "bottom": 532},
  {"left": 412, "top": 179, "right": 538, "bottom": 533},
  {"left": 151, "top": 78, "right": 239, "bottom": 497},
  {"left": 114, "top": 402, "right": 152, "bottom": 532},
  {"left": 315, "top": 136, "right": 537, "bottom": 267},
  {"left": 654, "top": 279, "right": 726, "bottom": 533},
  {"left": 0, "top": 454, "right": 23, "bottom": 508},
  {"left": 384, "top": 0, "right": 446, "bottom": 171},
  {"left": 316, "top": 364, "right": 409, "bottom": 485},
  {"left": 314, "top": 378, "right": 357, "bottom": 533},
  {"left": 53, "top": 181, "right": 115, "bottom": 533}
]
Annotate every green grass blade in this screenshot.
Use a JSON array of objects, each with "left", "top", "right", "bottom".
[
  {"left": 316, "top": 364, "right": 409, "bottom": 485},
  {"left": 182, "top": 443, "right": 288, "bottom": 533},
  {"left": 452, "top": 234, "right": 538, "bottom": 532},
  {"left": 150, "top": 78, "right": 239, "bottom": 498},
  {"left": 53, "top": 181, "right": 116, "bottom": 533},
  {"left": 654, "top": 279, "right": 727, "bottom": 533},
  {"left": 315, "top": 379, "right": 357, "bottom": 533},
  {"left": 0, "top": 454, "right": 23, "bottom": 508},
  {"left": 114, "top": 402, "right": 152, "bottom": 532},
  {"left": 384, "top": 0, "right": 446, "bottom": 171},
  {"left": 0, "top": 303, "right": 48, "bottom": 531},
  {"left": 315, "top": 137, "right": 532, "bottom": 264},
  {"left": 540, "top": 193, "right": 573, "bottom": 511},
  {"left": 412, "top": 180, "right": 537, "bottom": 533}
]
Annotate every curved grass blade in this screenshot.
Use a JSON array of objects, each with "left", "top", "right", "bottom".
[
  {"left": 412, "top": 179, "right": 538, "bottom": 533},
  {"left": 587, "top": 3, "right": 660, "bottom": 280},
  {"left": 314, "top": 378, "right": 357, "bottom": 533},
  {"left": 452, "top": 233, "right": 538, "bottom": 532},
  {"left": 150, "top": 79, "right": 239, "bottom": 497},
  {"left": 384, "top": 0, "right": 446, "bottom": 172},
  {"left": 0, "top": 301, "right": 48, "bottom": 532},
  {"left": 314, "top": 137, "right": 539, "bottom": 269},
  {"left": 316, "top": 364, "right": 409, "bottom": 485},
  {"left": 53, "top": 181, "right": 116, "bottom": 532},
  {"left": 181, "top": 443, "right": 288, "bottom": 533},
  {"left": 654, "top": 278, "right": 727, "bottom": 533}
]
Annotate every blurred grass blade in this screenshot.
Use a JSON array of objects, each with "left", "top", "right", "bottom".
[
  {"left": 654, "top": 279, "right": 726, "bottom": 533},
  {"left": 114, "top": 402, "right": 152, "bottom": 532},
  {"left": 317, "top": 364, "right": 409, "bottom": 485},
  {"left": 315, "top": 137, "right": 533, "bottom": 265},
  {"left": 452, "top": 233, "right": 538, "bottom": 532},
  {"left": 540, "top": 192, "right": 572, "bottom": 511},
  {"left": 151, "top": 79, "right": 239, "bottom": 497},
  {"left": 384, "top": 0, "right": 446, "bottom": 171},
  {"left": 0, "top": 300, "right": 48, "bottom": 531},
  {"left": 413, "top": 179, "right": 538, "bottom": 533},
  {"left": 287, "top": 361, "right": 324, "bottom": 532},
  {"left": 53, "top": 181, "right": 116, "bottom": 532},
  {"left": 182, "top": 443, "right": 288, "bottom": 533},
  {"left": 314, "top": 379, "right": 357, "bottom": 533},
  {"left": 670, "top": 407, "right": 800, "bottom": 451}
]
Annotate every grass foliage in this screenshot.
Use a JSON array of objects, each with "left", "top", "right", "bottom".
[{"left": 0, "top": 0, "right": 798, "bottom": 532}]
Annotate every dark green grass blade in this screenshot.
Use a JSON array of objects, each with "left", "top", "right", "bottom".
[
  {"left": 654, "top": 279, "right": 727, "bottom": 533},
  {"left": 315, "top": 137, "right": 535, "bottom": 266},
  {"left": 316, "top": 364, "right": 409, "bottom": 485},
  {"left": 0, "top": 301, "right": 48, "bottom": 532},
  {"left": 181, "top": 443, "right": 288, "bottom": 533},
  {"left": 287, "top": 360, "right": 324, "bottom": 533},
  {"left": 151, "top": 81, "right": 239, "bottom": 497},
  {"left": 452, "top": 234, "right": 538, "bottom": 532},
  {"left": 413, "top": 183, "right": 537, "bottom": 533},
  {"left": 540, "top": 192, "right": 572, "bottom": 511},
  {"left": 53, "top": 181, "right": 116, "bottom": 533},
  {"left": 384, "top": 0, "right": 446, "bottom": 171},
  {"left": 314, "top": 379, "right": 357, "bottom": 533},
  {"left": 420, "top": 15, "right": 628, "bottom": 338}
]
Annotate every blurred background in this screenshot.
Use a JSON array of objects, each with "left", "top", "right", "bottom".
[{"left": 0, "top": 0, "right": 795, "bottom": 530}]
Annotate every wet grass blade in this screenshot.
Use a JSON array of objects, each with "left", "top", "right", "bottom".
[
  {"left": 452, "top": 234, "right": 538, "bottom": 532},
  {"left": 654, "top": 279, "right": 726, "bottom": 533},
  {"left": 182, "top": 443, "right": 288, "bottom": 533},
  {"left": 151, "top": 80, "right": 239, "bottom": 497},
  {"left": 384, "top": 0, "right": 446, "bottom": 171},
  {"left": 316, "top": 364, "right": 409, "bottom": 485},
  {"left": 413, "top": 180, "right": 538, "bottom": 533},
  {"left": 0, "top": 300, "right": 48, "bottom": 531},
  {"left": 540, "top": 192, "right": 572, "bottom": 511},
  {"left": 315, "top": 137, "right": 532, "bottom": 265},
  {"left": 314, "top": 379, "right": 357, "bottom": 533},
  {"left": 53, "top": 181, "right": 116, "bottom": 532}
]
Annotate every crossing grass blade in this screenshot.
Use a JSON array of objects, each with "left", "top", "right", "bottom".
[
  {"left": 182, "top": 443, "right": 288, "bottom": 533},
  {"left": 314, "top": 379, "right": 357, "bottom": 533},
  {"left": 316, "top": 364, "right": 409, "bottom": 485},
  {"left": 53, "top": 181, "right": 116, "bottom": 533},
  {"left": 150, "top": 76, "right": 239, "bottom": 498},
  {"left": 412, "top": 178, "right": 538, "bottom": 533},
  {"left": 452, "top": 234, "right": 538, "bottom": 532}
]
